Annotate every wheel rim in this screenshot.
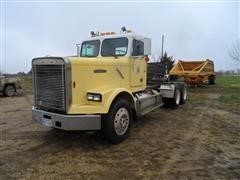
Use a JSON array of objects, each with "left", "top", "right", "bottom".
[
  {"left": 114, "top": 107, "right": 130, "bottom": 136},
  {"left": 175, "top": 89, "right": 181, "bottom": 105},
  {"left": 6, "top": 87, "right": 15, "bottom": 96},
  {"left": 183, "top": 87, "right": 187, "bottom": 101}
]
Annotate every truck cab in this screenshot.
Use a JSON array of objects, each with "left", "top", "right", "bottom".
[{"left": 32, "top": 28, "right": 187, "bottom": 144}]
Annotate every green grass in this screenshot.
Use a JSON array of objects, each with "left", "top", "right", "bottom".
[
  {"left": 216, "top": 75, "right": 240, "bottom": 107},
  {"left": 22, "top": 76, "right": 32, "bottom": 85},
  {"left": 21, "top": 76, "right": 32, "bottom": 94}
]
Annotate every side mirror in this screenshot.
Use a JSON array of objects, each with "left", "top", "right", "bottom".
[
  {"left": 143, "top": 38, "right": 151, "bottom": 55},
  {"left": 76, "top": 44, "right": 81, "bottom": 57}
]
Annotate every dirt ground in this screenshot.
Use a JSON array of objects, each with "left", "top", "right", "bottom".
[{"left": 0, "top": 85, "right": 239, "bottom": 179}]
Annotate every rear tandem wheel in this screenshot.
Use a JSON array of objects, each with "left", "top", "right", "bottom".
[{"left": 163, "top": 86, "right": 181, "bottom": 108}]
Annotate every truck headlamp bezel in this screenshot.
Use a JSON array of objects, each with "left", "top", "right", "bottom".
[{"left": 87, "top": 93, "right": 102, "bottom": 102}]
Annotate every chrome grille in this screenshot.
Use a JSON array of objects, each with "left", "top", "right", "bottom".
[{"left": 33, "top": 63, "right": 66, "bottom": 113}]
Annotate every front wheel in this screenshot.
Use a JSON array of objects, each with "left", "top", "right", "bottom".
[
  {"left": 4, "top": 85, "right": 15, "bottom": 97},
  {"left": 102, "top": 99, "right": 132, "bottom": 144}
]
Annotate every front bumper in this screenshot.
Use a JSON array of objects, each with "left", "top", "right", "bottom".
[{"left": 32, "top": 107, "right": 101, "bottom": 131}]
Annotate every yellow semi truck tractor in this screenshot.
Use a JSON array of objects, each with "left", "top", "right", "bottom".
[{"left": 32, "top": 28, "right": 187, "bottom": 144}]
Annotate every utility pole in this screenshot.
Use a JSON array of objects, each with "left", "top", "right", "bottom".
[
  {"left": 161, "top": 34, "right": 164, "bottom": 61},
  {"left": 161, "top": 35, "right": 168, "bottom": 75}
]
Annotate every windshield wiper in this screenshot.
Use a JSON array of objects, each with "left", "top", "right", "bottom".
[
  {"left": 109, "top": 52, "right": 118, "bottom": 59},
  {"left": 102, "top": 48, "right": 118, "bottom": 59}
]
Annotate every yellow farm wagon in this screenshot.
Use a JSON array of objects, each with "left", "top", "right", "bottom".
[{"left": 169, "top": 59, "right": 216, "bottom": 85}]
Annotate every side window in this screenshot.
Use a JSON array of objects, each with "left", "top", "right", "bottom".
[
  {"left": 81, "top": 40, "right": 100, "bottom": 57},
  {"left": 132, "top": 39, "right": 144, "bottom": 56}
]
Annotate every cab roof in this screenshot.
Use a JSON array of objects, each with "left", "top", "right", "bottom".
[{"left": 81, "top": 32, "right": 145, "bottom": 42}]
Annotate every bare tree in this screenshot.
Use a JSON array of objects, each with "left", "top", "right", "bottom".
[{"left": 229, "top": 40, "right": 240, "bottom": 63}]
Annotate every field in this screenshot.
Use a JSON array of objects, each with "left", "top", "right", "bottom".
[{"left": 0, "top": 75, "right": 239, "bottom": 179}]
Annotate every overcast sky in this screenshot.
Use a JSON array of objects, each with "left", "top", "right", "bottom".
[{"left": 0, "top": 1, "right": 239, "bottom": 73}]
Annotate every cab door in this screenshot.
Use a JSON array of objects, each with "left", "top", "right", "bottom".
[{"left": 130, "top": 39, "right": 146, "bottom": 87}]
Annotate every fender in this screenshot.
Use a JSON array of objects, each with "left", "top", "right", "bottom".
[
  {"left": 104, "top": 88, "right": 135, "bottom": 113},
  {"left": 68, "top": 86, "right": 135, "bottom": 114},
  {"left": 88, "top": 86, "right": 135, "bottom": 113}
]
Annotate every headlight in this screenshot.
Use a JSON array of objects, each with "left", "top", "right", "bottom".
[{"left": 87, "top": 93, "right": 102, "bottom": 102}]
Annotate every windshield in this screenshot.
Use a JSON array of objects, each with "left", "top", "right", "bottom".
[
  {"left": 80, "top": 40, "right": 100, "bottom": 57},
  {"left": 101, "top": 37, "right": 128, "bottom": 57}
]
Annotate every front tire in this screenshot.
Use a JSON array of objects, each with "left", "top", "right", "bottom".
[
  {"left": 4, "top": 85, "right": 15, "bottom": 97},
  {"left": 102, "top": 98, "right": 132, "bottom": 144}
]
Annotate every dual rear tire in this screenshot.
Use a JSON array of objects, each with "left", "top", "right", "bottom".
[
  {"left": 163, "top": 85, "right": 187, "bottom": 108},
  {"left": 180, "top": 86, "right": 187, "bottom": 105}
]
